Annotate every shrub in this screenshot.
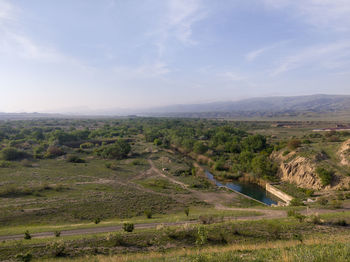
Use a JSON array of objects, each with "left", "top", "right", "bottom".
[
  {"left": 80, "top": 142, "right": 94, "bottom": 149},
  {"left": 24, "top": 230, "right": 31, "bottom": 240},
  {"left": 309, "top": 214, "right": 322, "bottom": 225},
  {"left": 317, "top": 197, "right": 328, "bottom": 206},
  {"left": 1, "top": 147, "right": 29, "bottom": 161},
  {"left": 282, "top": 150, "right": 290, "bottom": 156},
  {"left": 184, "top": 207, "right": 190, "bottom": 217},
  {"left": 316, "top": 167, "right": 333, "bottom": 186},
  {"left": 15, "top": 253, "right": 33, "bottom": 262},
  {"left": 98, "top": 139, "right": 131, "bottom": 159},
  {"left": 287, "top": 139, "right": 301, "bottom": 150},
  {"left": 195, "top": 226, "right": 208, "bottom": 246},
  {"left": 144, "top": 210, "right": 153, "bottom": 219},
  {"left": 123, "top": 223, "right": 134, "bottom": 232},
  {"left": 94, "top": 218, "right": 101, "bottom": 224},
  {"left": 287, "top": 210, "right": 305, "bottom": 222},
  {"left": 66, "top": 155, "right": 85, "bottom": 163},
  {"left": 54, "top": 231, "right": 61, "bottom": 237},
  {"left": 334, "top": 219, "right": 348, "bottom": 226},
  {"left": 330, "top": 200, "right": 343, "bottom": 209},
  {"left": 0, "top": 160, "right": 11, "bottom": 168},
  {"left": 289, "top": 198, "right": 305, "bottom": 206},
  {"left": 45, "top": 146, "right": 64, "bottom": 158},
  {"left": 199, "top": 215, "right": 214, "bottom": 224}
]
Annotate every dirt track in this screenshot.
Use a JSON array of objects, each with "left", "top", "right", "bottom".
[{"left": 0, "top": 159, "right": 347, "bottom": 242}]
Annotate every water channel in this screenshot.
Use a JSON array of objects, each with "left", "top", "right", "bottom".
[{"left": 205, "top": 170, "right": 279, "bottom": 205}]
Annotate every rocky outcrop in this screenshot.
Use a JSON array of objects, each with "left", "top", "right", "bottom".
[
  {"left": 278, "top": 154, "right": 323, "bottom": 190},
  {"left": 339, "top": 139, "right": 350, "bottom": 166}
]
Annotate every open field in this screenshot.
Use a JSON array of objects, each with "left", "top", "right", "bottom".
[{"left": 1, "top": 118, "right": 350, "bottom": 261}]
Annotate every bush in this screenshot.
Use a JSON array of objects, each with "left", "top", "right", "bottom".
[
  {"left": 24, "top": 230, "right": 31, "bottom": 240},
  {"left": 184, "top": 207, "right": 190, "bottom": 217},
  {"left": 316, "top": 167, "right": 333, "bottom": 186},
  {"left": 123, "top": 223, "right": 134, "bottom": 232},
  {"left": 289, "top": 198, "right": 305, "bottom": 206},
  {"left": 309, "top": 214, "right": 322, "bottom": 225},
  {"left": 330, "top": 200, "right": 343, "bottom": 209},
  {"left": 67, "top": 155, "right": 85, "bottom": 163},
  {"left": 80, "top": 142, "right": 94, "bottom": 149},
  {"left": 15, "top": 253, "right": 33, "bottom": 262},
  {"left": 0, "top": 160, "right": 11, "bottom": 168},
  {"left": 45, "top": 146, "right": 64, "bottom": 158},
  {"left": 287, "top": 210, "right": 305, "bottom": 222},
  {"left": 94, "top": 218, "right": 101, "bottom": 224},
  {"left": 287, "top": 139, "right": 301, "bottom": 150},
  {"left": 334, "top": 219, "right": 348, "bottom": 226},
  {"left": 98, "top": 139, "right": 131, "bottom": 159},
  {"left": 54, "top": 231, "right": 61, "bottom": 237},
  {"left": 1, "top": 147, "right": 29, "bottom": 161},
  {"left": 195, "top": 226, "right": 208, "bottom": 246},
  {"left": 317, "top": 197, "right": 328, "bottom": 206},
  {"left": 144, "top": 210, "right": 152, "bottom": 219}
]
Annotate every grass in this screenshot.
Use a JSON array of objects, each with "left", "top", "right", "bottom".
[
  {"left": 0, "top": 207, "right": 262, "bottom": 237},
  {"left": 43, "top": 235, "right": 350, "bottom": 262},
  {"left": 3, "top": 214, "right": 350, "bottom": 261}
]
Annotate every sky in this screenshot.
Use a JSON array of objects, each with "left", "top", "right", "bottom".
[{"left": 1, "top": 0, "right": 350, "bottom": 113}]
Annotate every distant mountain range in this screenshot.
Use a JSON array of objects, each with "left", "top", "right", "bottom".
[
  {"left": 1, "top": 94, "right": 350, "bottom": 120},
  {"left": 140, "top": 94, "right": 350, "bottom": 118}
]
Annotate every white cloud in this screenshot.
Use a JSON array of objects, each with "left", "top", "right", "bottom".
[
  {"left": 113, "top": 61, "right": 170, "bottom": 79},
  {"left": 220, "top": 71, "right": 245, "bottom": 81},
  {"left": 271, "top": 41, "right": 350, "bottom": 75},
  {"left": 262, "top": 0, "right": 350, "bottom": 31},
  {"left": 153, "top": 0, "right": 207, "bottom": 58}
]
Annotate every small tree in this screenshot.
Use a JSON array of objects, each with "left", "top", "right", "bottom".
[
  {"left": 287, "top": 139, "right": 301, "bottom": 150},
  {"left": 195, "top": 226, "right": 208, "bottom": 246},
  {"left": 184, "top": 207, "right": 190, "bottom": 217},
  {"left": 123, "top": 223, "right": 134, "bottom": 232},
  {"left": 24, "top": 230, "right": 31, "bottom": 240},
  {"left": 144, "top": 210, "right": 152, "bottom": 219},
  {"left": 94, "top": 218, "right": 101, "bottom": 224}
]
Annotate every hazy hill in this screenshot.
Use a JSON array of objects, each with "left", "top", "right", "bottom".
[{"left": 141, "top": 94, "right": 350, "bottom": 118}]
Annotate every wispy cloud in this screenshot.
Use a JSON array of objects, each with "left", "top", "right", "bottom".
[
  {"left": 0, "top": 0, "right": 81, "bottom": 66},
  {"left": 245, "top": 41, "right": 289, "bottom": 62},
  {"left": 262, "top": 0, "right": 350, "bottom": 31},
  {"left": 271, "top": 41, "right": 350, "bottom": 76},
  {"left": 153, "top": 0, "right": 207, "bottom": 58}
]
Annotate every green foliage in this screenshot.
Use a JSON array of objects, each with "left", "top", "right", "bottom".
[
  {"left": 316, "top": 167, "right": 333, "bottom": 186},
  {"left": 24, "top": 230, "right": 31, "bottom": 240},
  {"left": 54, "top": 231, "right": 61, "bottom": 237},
  {"left": 251, "top": 153, "right": 277, "bottom": 180},
  {"left": 193, "top": 142, "right": 208, "bottom": 154},
  {"left": 45, "top": 146, "right": 64, "bottom": 158},
  {"left": 1, "top": 147, "right": 30, "bottom": 161},
  {"left": 123, "top": 222, "right": 134, "bottom": 232},
  {"left": 66, "top": 155, "right": 85, "bottom": 163},
  {"left": 287, "top": 139, "right": 301, "bottom": 150},
  {"left": 0, "top": 160, "right": 11, "bottom": 168},
  {"left": 94, "top": 217, "right": 101, "bottom": 224},
  {"left": 96, "top": 139, "right": 131, "bottom": 159},
  {"left": 195, "top": 226, "right": 208, "bottom": 246},
  {"left": 289, "top": 198, "right": 305, "bottom": 206},
  {"left": 184, "top": 207, "right": 190, "bottom": 217},
  {"left": 15, "top": 253, "right": 33, "bottom": 262},
  {"left": 287, "top": 210, "right": 305, "bottom": 222},
  {"left": 144, "top": 209, "right": 153, "bottom": 219}
]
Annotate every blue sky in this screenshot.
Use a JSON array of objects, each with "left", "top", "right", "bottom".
[{"left": 1, "top": 0, "right": 350, "bottom": 113}]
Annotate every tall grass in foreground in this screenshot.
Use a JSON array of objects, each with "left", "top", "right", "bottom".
[{"left": 44, "top": 237, "right": 350, "bottom": 262}]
